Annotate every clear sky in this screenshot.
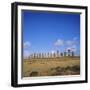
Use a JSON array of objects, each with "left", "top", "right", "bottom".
[{"left": 22, "top": 10, "right": 80, "bottom": 57}]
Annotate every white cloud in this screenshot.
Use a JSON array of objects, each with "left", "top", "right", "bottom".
[
  {"left": 66, "top": 40, "right": 75, "bottom": 46},
  {"left": 24, "top": 41, "right": 31, "bottom": 49},
  {"left": 54, "top": 39, "right": 64, "bottom": 46},
  {"left": 66, "top": 37, "right": 78, "bottom": 46}
]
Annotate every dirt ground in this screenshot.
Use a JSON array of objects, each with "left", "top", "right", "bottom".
[{"left": 22, "top": 57, "right": 80, "bottom": 77}]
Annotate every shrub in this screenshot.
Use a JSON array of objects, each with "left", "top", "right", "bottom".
[{"left": 71, "top": 65, "right": 80, "bottom": 72}]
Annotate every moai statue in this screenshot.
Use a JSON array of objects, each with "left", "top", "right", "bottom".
[
  {"left": 42, "top": 53, "right": 44, "bottom": 58},
  {"left": 57, "top": 50, "right": 59, "bottom": 57},
  {"left": 68, "top": 49, "right": 71, "bottom": 56},
  {"left": 61, "top": 52, "right": 63, "bottom": 57},
  {"left": 34, "top": 53, "right": 36, "bottom": 58},
  {"left": 38, "top": 53, "right": 40, "bottom": 58},
  {"left": 47, "top": 53, "right": 49, "bottom": 58},
  {"left": 71, "top": 51, "right": 74, "bottom": 57},
  {"left": 40, "top": 53, "right": 42, "bottom": 58},
  {"left": 53, "top": 53, "right": 56, "bottom": 58},
  {"left": 64, "top": 52, "right": 66, "bottom": 57},
  {"left": 35, "top": 53, "right": 36, "bottom": 58}
]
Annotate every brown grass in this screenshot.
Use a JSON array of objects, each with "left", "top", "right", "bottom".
[{"left": 22, "top": 57, "right": 80, "bottom": 77}]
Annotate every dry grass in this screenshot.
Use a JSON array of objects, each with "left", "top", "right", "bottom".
[{"left": 22, "top": 57, "right": 80, "bottom": 77}]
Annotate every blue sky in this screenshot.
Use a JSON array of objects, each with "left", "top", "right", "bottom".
[{"left": 22, "top": 10, "right": 80, "bottom": 57}]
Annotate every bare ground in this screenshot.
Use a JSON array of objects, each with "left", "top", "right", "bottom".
[{"left": 22, "top": 57, "right": 80, "bottom": 77}]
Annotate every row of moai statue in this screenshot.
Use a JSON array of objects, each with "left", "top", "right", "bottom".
[{"left": 28, "top": 49, "right": 75, "bottom": 59}]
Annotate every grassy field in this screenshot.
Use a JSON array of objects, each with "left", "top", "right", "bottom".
[{"left": 22, "top": 57, "right": 80, "bottom": 77}]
